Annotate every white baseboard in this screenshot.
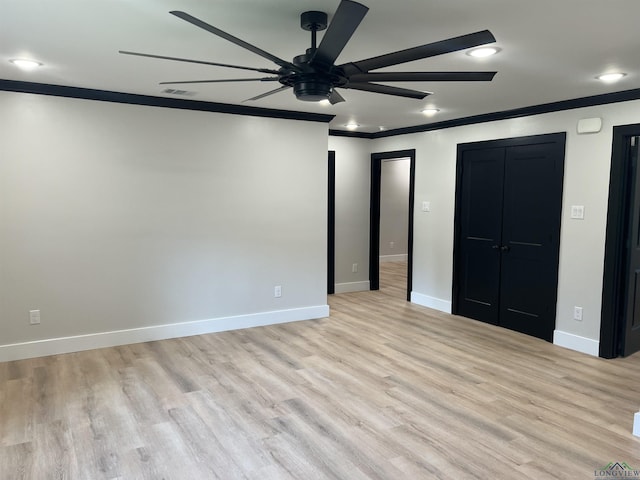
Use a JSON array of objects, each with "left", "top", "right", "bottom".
[
  {"left": 379, "top": 254, "right": 408, "bottom": 263},
  {"left": 0, "top": 305, "right": 330, "bottom": 363},
  {"left": 334, "top": 281, "right": 370, "bottom": 294},
  {"left": 634, "top": 412, "right": 640, "bottom": 437},
  {"left": 411, "top": 292, "right": 452, "bottom": 314},
  {"left": 553, "top": 330, "right": 599, "bottom": 357}
]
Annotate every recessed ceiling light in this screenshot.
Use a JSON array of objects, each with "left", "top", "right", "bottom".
[
  {"left": 319, "top": 99, "right": 331, "bottom": 105},
  {"left": 467, "top": 47, "right": 501, "bottom": 58},
  {"left": 596, "top": 72, "right": 627, "bottom": 83},
  {"left": 345, "top": 123, "right": 359, "bottom": 130},
  {"left": 379, "top": 126, "right": 386, "bottom": 131},
  {"left": 421, "top": 108, "right": 440, "bottom": 116},
  {"left": 9, "top": 58, "right": 43, "bottom": 70}
]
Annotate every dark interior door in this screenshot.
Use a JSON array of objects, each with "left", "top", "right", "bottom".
[
  {"left": 454, "top": 133, "right": 566, "bottom": 342},
  {"left": 499, "top": 143, "right": 564, "bottom": 341},
  {"left": 620, "top": 136, "right": 640, "bottom": 355},
  {"left": 456, "top": 147, "right": 505, "bottom": 324}
]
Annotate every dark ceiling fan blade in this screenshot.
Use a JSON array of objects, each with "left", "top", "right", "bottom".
[
  {"left": 340, "top": 30, "right": 496, "bottom": 75},
  {"left": 170, "top": 11, "right": 300, "bottom": 71},
  {"left": 243, "top": 85, "right": 291, "bottom": 102},
  {"left": 348, "top": 71, "right": 497, "bottom": 82},
  {"left": 344, "top": 82, "right": 430, "bottom": 99},
  {"left": 160, "top": 77, "right": 279, "bottom": 85},
  {"left": 119, "top": 50, "right": 280, "bottom": 75},
  {"left": 329, "top": 90, "right": 346, "bottom": 104},
  {"left": 312, "top": 0, "right": 369, "bottom": 68}
]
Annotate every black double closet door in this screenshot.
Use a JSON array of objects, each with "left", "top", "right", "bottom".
[{"left": 453, "top": 133, "right": 566, "bottom": 342}]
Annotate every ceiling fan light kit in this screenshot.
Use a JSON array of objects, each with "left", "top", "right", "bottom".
[{"left": 119, "top": 0, "right": 498, "bottom": 105}]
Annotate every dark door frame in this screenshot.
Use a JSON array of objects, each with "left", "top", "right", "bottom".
[
  {"left": 369, "top": 149, "right": 416, "bottom": 301},
  {"left": 600, "top": 124, "right": 640, "bottom": 358},
  {"left": 328, "top": 151, "right": 335, "bottom": 295}
]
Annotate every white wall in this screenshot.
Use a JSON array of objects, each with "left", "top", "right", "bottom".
[
  {"left": 380, "top": 158, "right": 410, "bottom": 259},
  {"left": 0, "top": 91, "right": 329, "bottom": 361},
  {"left": 333, "top": 100, "right": 640, "bottom": 356},
  {"left": 328, "top": 136, "right": 371, "bottom": 293}
]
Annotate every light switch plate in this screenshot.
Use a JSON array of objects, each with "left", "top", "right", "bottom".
[
  {"left": 29, "top": 309, "right": 41, "bottom": 325},
  {"left": 570, "top": 205, "right": 585, "bottom": 219}
]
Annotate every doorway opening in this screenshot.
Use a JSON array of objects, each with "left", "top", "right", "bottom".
[
  {"left": 369, "top": 149, "right": 416, "bottom": 301},
  {"left": 601, "top": 124, "right": 640, "bottom": 358},
  {"left": 327, "top": 151, "right": 335, "bottom": 295}
]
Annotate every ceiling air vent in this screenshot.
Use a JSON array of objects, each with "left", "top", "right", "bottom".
[{"left": 161, "top": 88, "right": 196, "bottom": 96}]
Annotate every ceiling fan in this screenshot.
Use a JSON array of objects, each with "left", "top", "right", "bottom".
[{"left": 120, "top": 0, "right": 497, "bottom": 104}]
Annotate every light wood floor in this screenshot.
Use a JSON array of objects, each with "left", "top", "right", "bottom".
[{"left": 2, "top": 261, "right": 640, "bottom": 479}]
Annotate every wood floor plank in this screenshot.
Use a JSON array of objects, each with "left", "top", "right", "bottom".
[
  {"left": 1, "top": 261, "right": 640, "bottom": 479},
  {"left": 1, "top": 377, "right": 35, "bottom": 447},
  {"left": 1, "top": 442, "right": 34, "bottom": 480}
]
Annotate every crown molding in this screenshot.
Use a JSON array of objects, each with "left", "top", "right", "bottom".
[
  {"left": 0, "top": 79, "right": 335, "bottom": 124},
  {"left": 369, "top": 88, "right": 640, "bottom": 139}
]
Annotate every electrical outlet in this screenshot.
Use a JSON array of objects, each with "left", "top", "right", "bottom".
[
  {"left": 352, "top": 263, "right": 358, "bottom": 273},
  {"left": 29, "top": 310, "right": 41, "bottom": 325},
  {"left": 389, "top": 241, "right": 395, "bottom": 249},
  {"left": 573, "top": 306, "right": 583, "bottom": 321},
  {"left": 274, "top": 285, "right": 282, "bottom": 298}
]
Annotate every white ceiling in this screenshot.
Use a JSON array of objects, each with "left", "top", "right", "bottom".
[{"left": 2, "top": 0, "right": 640, "bottom": 133}]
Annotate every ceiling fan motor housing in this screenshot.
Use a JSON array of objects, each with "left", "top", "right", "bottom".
[{"left": 289, "top": 48, "right": 347, "bottom": 102}]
